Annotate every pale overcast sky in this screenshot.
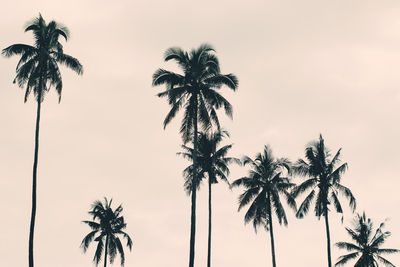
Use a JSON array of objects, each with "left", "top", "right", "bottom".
[{"left": 0, "top": 0, "right": 399, "bottom": 266}]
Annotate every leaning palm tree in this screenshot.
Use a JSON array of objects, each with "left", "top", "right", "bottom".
[
  {"left": 152, "top": 44, "right": 238, "bottom": 267},
  {"left": 335, "top": 212, "right": 399, "bottom": 266},
  {"left": 2, "top": 14, "right": 83, "bottom": 267},
  {"left": 81, "top": 198, "right": 133, "bottom": 267},
  {"left": 178, "top": 130, "right": 240, "bottom": 267},
  {"left": 231, "top": 145, "right": 296, "bottom": 267},
  {"left": 292, "top": 134, "right": 356, "bottom": 267}
]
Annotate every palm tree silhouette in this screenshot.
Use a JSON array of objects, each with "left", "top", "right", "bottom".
[
  {"left": 232, "top": 145, "right": 296, "bottom": 267},
  {"left": 81, "top": 198, "right": 133, "bottom": 267},
  {"left": 152, "top": 44, "right": 238, "bottom": 267},
  {"left": 2, "top": 14, "right": 83, "bottom": 267},
  {"left": 178, "top": 130, "right": 240, "bottom": 267},
  {"left": 335, "top": 212, "right": 399, "bottom": 267},
  {"left": 292, "top": 134, "right": 356, "bottom": 267}
]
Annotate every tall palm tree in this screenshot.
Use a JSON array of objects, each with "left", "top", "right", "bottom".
[
  {"left": 292, "top": 134, "right": 356, "bottom": 267},
  {"left": 335, "top": 212, "right": 399, "bottom": 267},
  {"left": 178, "top": 130, "right": 240, "bottom": 267},
  {"left": 152, "top": 44, "right": 238, "bottom": 267},
  {"left": 2, "top": 14, "right": 83, "bottom": 267},
  {"left": 231, "top": 145, "right": 296, "bottom": 267},
  {"left": 81, "top": 198, "right": 133, "bottom": 267}
]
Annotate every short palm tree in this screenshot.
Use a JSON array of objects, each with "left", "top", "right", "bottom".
[
  {"left": 292, "top": 134, "right": 356, "bottom": 267},
  {"left": 81, "top": 198, "right": 133, "bottom": 267},
  {"left": 2, "top": 14, "right": 83, "bottom": 267},
  {"left": 178, "top": 130, "right": 240, "bottom": 267},
  {"left": 152, "top": 44, "right": 238, "bottom": 267},
  {"left": 231, "top": 145, "right": 296, "bottom": 267},
  {"left": 335, "top": 212, "right": 399, "bottom": 267}
]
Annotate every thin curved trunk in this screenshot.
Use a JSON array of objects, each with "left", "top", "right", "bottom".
[
  {"left": 267, "top": 193, "right": 277, "bottom": 267},
  {"left": 28, "top": 85, "right": 42, "bottom": 267},
  {"left": 207, "top": 177, "right": 212, "bottom": 267},
  {"left": 189, "top": 100, "right": 198, "bottom": 267},
  {"left": 104, "top": 235, "right": 109, "bottom": 267},
  {"left": 324, "top": 211, "right": 332, "bottom": 267}
]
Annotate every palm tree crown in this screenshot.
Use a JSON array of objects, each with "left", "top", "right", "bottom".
[
  {"left": 232, "top": 145, "right": 296, "bottom": 267},
  {"left": 232, "top": 145, "right": 296, "bottom": 229},
  {"left": 292, "top": 134, "right": 356, "bottom": 219},
  {"left": 335, "top": 212, "right": 399, "bottom": 267},
  {"left": 81, "top": 198, "right": 133, "bottom": 267},
  {"left": 178, "top": 130, "right": 240, "bottom": 193},
  {"left": 152, "top": 43, "right": 238, "bottom": 143},
  {"left": 2, "top": 13, "right": 83, "bottom": 102}
]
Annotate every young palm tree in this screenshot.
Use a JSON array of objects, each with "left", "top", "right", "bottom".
[
  {"left": 81, "top": 198, "right": 133, "bottom": 267},
  {"left": 335, "top": 212, "right": 399, "bottom": 267},
  {"left": 292, "top": 135, "right": 356, "bottom": 267},
  {"left": 231, "top": 145, "right": 296, "bottom": 267},
  {"left": 152, "top": 44, "right": 238, "bottom": 267},
  {"left": 2, "top": 14, "right": 83, "bottom": 267},
  {"left": 178, "top": 130, "right": 240, "bottom": 267}
]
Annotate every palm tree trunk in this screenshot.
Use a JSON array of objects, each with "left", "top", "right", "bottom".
[
  {"left": 189, "top": 102, "right": 198, "bottom": 267},
  {"left": 28, "top": 88, "right": 42, "bottom": 267},
  {"left": 104, "top": 235, "right": 109, "bottom": 267},
  {"left": 267, "top": 193, "right": 277, "bottom": 267},
  {"left": 207, "top": 177, "right": 212, "bottom": 267},
  {"left": 324, "top": 211, "right": 332, "bottom": 267}
]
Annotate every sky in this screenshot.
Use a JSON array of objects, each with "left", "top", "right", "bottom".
[{"left": 1, "top": 0, "right": 399, "bottom": 266}]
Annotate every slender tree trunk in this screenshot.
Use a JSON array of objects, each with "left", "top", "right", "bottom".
[
  {"left": 188, "top": 102, "right": 198, "bottom": 267},
  {"left": 267, "top": 193, "right": 277, "bottom": 267},
  {"left": 104, "top": 235, "right": 109, "bottom": 267},
  {"left": 207, "top": 177, "right": 212, "bottom": 267},
  {"left": 28, "top": 88, "right": 42, "bottom": 267},
  {"left": 324, "top": 211, "right": 332, "bottom": 267}
]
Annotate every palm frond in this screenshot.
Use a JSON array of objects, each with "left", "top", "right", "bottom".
[
  {"left": 2, "top": 44, "right": 36, "bottom": 57},
  {"left": 93, "top": 238, "right": 104, "bottom": 264},
  {"left": 152, "top": 69, "right": 184, "bottom": 87},
  {"left": 80, "top": 230, "right": 98, "bottom": 252},
  {"left": 296, "top": 190, "right": 315, "bottom": 218},
  {"left": 376, "top": 255, "right": 396, "bottom": 267},
  {"left": 334, "top": 183, "right": 356, "bottom": 211},
  {"left": 53, "top": 52, "right": 83, "bottom": 75},
  {"left": 335, "top": 241, "right": 361, "bottom": 251},
  {"left": 335, "top": 252, "right": 360, "bottom": 266}
]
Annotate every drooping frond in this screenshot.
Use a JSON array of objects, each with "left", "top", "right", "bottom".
[
  {"left": 53, "top": 52, "right": 83, "bottom": 75},
  {"left": 296, "top": 189, "right": 315, "bottom": 219},
  {"left": 80, "top": 230, "right": 99, "bottom": 252},
  {"left": 335, "top": 252, "right": 360, "bottom": 266},
  {"left": 2, "top": 44, "right": 36, "bottom": 58},
  {"left": 205, "top": 73, "right": 239, "bottom": 90},
  {"left": 152, "top": 68, "right": 184, "bottom": 87},
  {"left": 376, "top": 256, "right": 396, "bottom": 267},
  {"left": 93, "top": 237, "right": 104, "bottom": 264}
]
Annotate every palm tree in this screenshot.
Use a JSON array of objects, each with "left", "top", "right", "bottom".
[
  {"left": 81, "top": 198, "right": 133, "bottom": 267},
  {"left": 152, "top": 44, "right": 238, "bottom": 267},
  {"left": 2, "top": 14, "right": 83, "bottom": 267},
  {"left": 292, "top": 134, "right": 356, "bottom": 267},
  {"left": 231, "top": 145, "right": 296, "bottom": 267},
  {"left": 335, "top": 212, "right": 399, "bottom": 266},
  {"left": 178, "top": 130, "right": 240, "bottom": 267}
]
